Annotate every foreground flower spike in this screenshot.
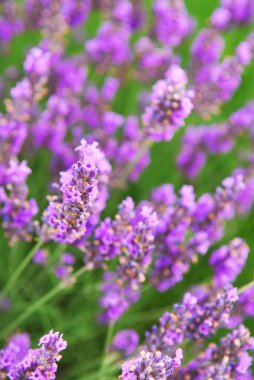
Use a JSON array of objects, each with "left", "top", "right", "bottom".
[
  {"left": 120, "top": 348, "right": 183, "bottom": 379},
  {"left": 177, "top": 325, "right": 254, "bottom": 379},
  {"left": 142, "top": 65, "right": 194, "bottom": 141},
  {"left": 42, "top": 140, "right": 110, "bottom": 243},
  {"left": 92, "top": 198, "right": 157, "bottom": 322},
  {"left": 111, "top": 329, "right": 139, "bottom": 358},
  {"left": 145, "top": 286, "right": 238, "bottom": 353},
  {"left": 0, "top": 333, "right": 30, "bottom": 376},
  {"left": 8, "top": 330, "right": 67, "bottom": 380},
  {"left": 153, "top": 0, "right": 194, "bottom": 47},
  {"left": 210, "top": 237, "right": 249, "bottom": 287},
  {"left": 75, "top": 139, "right": 111, "bottom": 235}
]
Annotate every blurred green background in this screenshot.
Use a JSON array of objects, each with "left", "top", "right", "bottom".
[{"left": 0, "top": 0, "right": 254, "bottom": 379}]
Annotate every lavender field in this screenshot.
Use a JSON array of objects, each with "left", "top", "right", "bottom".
[{"left": 0, "top": 0, "right": 254, "bottom": 379}]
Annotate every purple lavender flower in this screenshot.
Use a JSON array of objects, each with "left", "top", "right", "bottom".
[
  {"left": 91, "top": 197, "right": 157, "bottom": 323},
  {"left": 210, "top": 238, "right": 249, "bottom": 287},
  {"left": 33, "top": 249, "right": 48, "bottom": 266},
  {"left": 0, "top": 117, "right": 27, "bottom": 162},
  {"left": 192, "top": 174, "right": 245, "bottom": 240},
  {"left": 149, "top": 175, "right": 245, "bottom": 292},
  {"left": 145, "top": 287, "right": 238, "bottom": 353},
  {"left": 142, "top": 65, "right": 194, "bottom": 141},
  {"left": 0, "top": 159, "right": 38, "bottom": 245},
  {"left": 54, "top": 253, "right": 76, "bottom": 283},
  {"left": 178, "top": 102, "right": 254, "bottom": 179},
  {"left": 0, "top": 2, "right": 23, "bottom": 44},
  {"left": 112, "top": 0, "right": 145, "bottom": 30},
  {"left": 85, "top": 21, "right": 132, "bottom": 70},
  {"left": 5, "top": 45, "right": 53, "bottom": 126},
  {"left": 0, "top": 333, "right": 30, "bottom": 375},
  {"left": 193, "top": 36, "right": 254, "bottom": 118},
  {"left": 33, "top": 93, "right": 81, "bottom": 152},
  {"left": 176, "top": 325, "right": 254, "bottom": 379},
  {"left": 150, "top": 184, "right": 196, "bottom": 291},
  {"left": 211, "top": 0, "right": 254, "bottom": 29},
  {"left": 228, "top": 285, "right": 254, "bottom": 327},
  {"left": 111, "top": 116, "right": 150, "bottom": 185},
  {"left": 191, "top": 28, "right": 224, "bottom": 65},
  {"left": 9, "top": 330, "right": 67, "bottom": 380},
  {"left": 176, "top": 125, "right": 208, "bottom": 179},
  {"left": 76, "top": 139, "right": 111, "bottom": 234},
  {"left": 62, "top": 0, "right": 91, "bottom": 26},
  {"left": 24, "top": 47, "right": 52, "bottom": 76},
  {"left": 239, "top": 286, "right": 254, "bottom": 318},
  {"left": 134, "top": 37, "right": 176, "bottom": 83},
  {"left": 153, "top": 0, "right": 194, "bottom": 47},
  {"left": 111, "top": 330, "right": 139, "bottom": 358},
  {"left": 120, "top": 348, "right": 183, "bottom": 380},
  {"left": 42, "top": 139, "right": 101, "bottom": 244}
]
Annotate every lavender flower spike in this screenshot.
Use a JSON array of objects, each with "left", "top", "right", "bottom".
[
  {"left": 120, "top": 348, "right": 183, "bottom": 379},
  {"left": 142, "top": 64, "right": 194, "bottom": 141},
  {"left": 145, "top": 286, "right": 238, "bottom": 352},
  {"left": 42, "top": 140, "right": 109, "bottom": 244},
  {"left": 210, "top": 237, "right": 249, "bottom": 287},
  {"left": 0, "top": 333, "right": 30, "bottom": 376},
  {"left": 9, "top": 330, "right": 67, "bottom": 380},
  {"left": 111, "top": 329, "right": 139, "bottom": 358},
  {"left": 176, "top": 325, "right": 254, "bottom": 379},
  {"left": 96, "top": 198, "right": 158, "bottom": 323},
  {"left": 153, "top": 0, "right": 194, "bottom": 47}
]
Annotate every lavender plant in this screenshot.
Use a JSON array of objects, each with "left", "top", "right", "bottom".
[{"left": 0, "top": 0, "right": 254, "bottom": 379}]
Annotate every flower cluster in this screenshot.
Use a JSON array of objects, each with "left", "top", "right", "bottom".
[
  {"left": 148, "top": 175, "right": 245, "bottom": 292},
  {"left": 152, "top": 0, "right": 194, "bottom": 47},
  {"left": 209, "top": 237, "right": 249, "bottom": 287},
  {"left": 0, "top": 330, "right": 66, "bottom": 380},
  {"left": 178, "top": 102, "right": 254, "bottom": 178},
  {"left": 0, "top": 44, "right": 54, "bottom": 244},
  {"left": 145, "top": 286, "right": 238, "bottom": 352},
  {"left": 89, "top": 197, "right": 158, "bottom": 323},
  {"left": 176, "top": 325, "right": 254, "bottom": 379},
  {"left": 142, "top": 65, "right": 194, "bottom": 141},
  {"left": 111, "top": 330, "right": 139, "bottom": 358},
  {"left": 120, "top": 348, "right": 183, "bottom": 380},
  {"left": 42, "top": 139, "right": 110, "bottom": 243}
]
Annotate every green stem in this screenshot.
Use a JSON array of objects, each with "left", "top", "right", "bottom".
[
  {"left": 1, "top": 240, "right": 43, "bottom": 299},
  {"left": 238, "top": 279, "right": 254, "bottom": 294},
  {"left": 0, "top": 266, "right": 87, "bottom": 339},
  {"left": 99, "top": 322, "right": 115, "bottom": 380}
]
